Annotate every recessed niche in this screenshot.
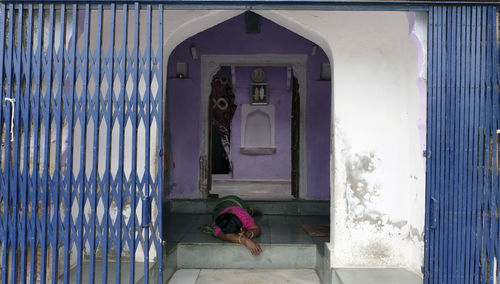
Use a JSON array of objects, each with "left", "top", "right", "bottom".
[{"left": 240, "top": 104, "right": 276, "bottom": 155}]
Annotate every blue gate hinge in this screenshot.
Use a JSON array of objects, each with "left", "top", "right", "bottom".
[
  {"left": 141, "top": 196, "right": 151, "bottom": 228},
  {"left": 159, "top": 148, "right": 163, "bottom": 157},
  {"left": 423, "top": 150, "right": 431, "bottom": 159}
]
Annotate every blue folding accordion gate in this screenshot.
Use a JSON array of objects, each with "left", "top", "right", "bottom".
[
  {"left": 424, "top": 6, "right": 500, "bottom": 284},
  {"left": 0, "top": 3, "right": 164, "bottom": 283}
]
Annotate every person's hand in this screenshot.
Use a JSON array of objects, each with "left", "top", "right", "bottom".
[{"left": 242, "top": 238, "right": 262, "bottom": 256}]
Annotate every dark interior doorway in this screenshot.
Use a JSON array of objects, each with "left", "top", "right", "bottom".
[{"left": 210, "top": 67, "right": 237, "bottom": 175}]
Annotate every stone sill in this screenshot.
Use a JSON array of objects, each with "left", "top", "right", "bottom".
[{"left": 240, "top": 147, "right": 276, "bottom": 155}]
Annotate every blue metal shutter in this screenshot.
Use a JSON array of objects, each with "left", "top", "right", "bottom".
[{"left": 425, "top": 6, "right": 499, "bottom": 284}]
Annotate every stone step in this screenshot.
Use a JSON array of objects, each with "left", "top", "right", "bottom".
[
  {"left": 333, "top": 268, "right": 422, "bottom": 284},
  {"left": 168, "top": 199, "right": 329, "bottom": 216},
  {"left": 175, "top": 243, "right": 317, "bottom": 270}
]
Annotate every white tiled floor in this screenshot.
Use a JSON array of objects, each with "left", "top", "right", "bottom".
[{"left": 168, "top": 269, "right": 321, "bottom": 284}]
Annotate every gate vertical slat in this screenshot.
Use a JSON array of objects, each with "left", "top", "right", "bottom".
[
  {"left": 143, "top": 6, "right": 152, "bottom": 282},
  {"left": 0, "top": 10, "right": 6, "bottom": 279},
  {"left": 29, "top": 6, "right": 43, "bottom": 284},
  {"left": 129, "top": 5, "right": 139, "bottom": 283},
  {"left": 470, "top": 7, "right": 479, "bottom": 283},
  {"left": 466, "top": 6, "right": 475, "bottom": 283},
  {"left": 488, "top": 8, "right": 496, "bottom": 283},
  {"left": 453, "top": 7, "right": 463, "bottom": 283},
  {"left": 463, "top": 7, "right": 473, "bottom": 283},
  {"left": 431, "top": 8, "right": 438, "bottom": 284},
  {"left": 114, "top": 4, "right": 128, "bottom": 283},
  {"left": 89, "top": 5, "right": 103, "bottom": 283},
  {"left": 488, "top": 7, "right": 497, "bottom": 283},
  {"left": 484, "top": 8, "right": 494, "bottom": 283},
  {"left": 423, "top": 6, "right": 433, "bottom": 284},
  {"left": 476, "top": 7, "right": 485, "bottom": 282},
  {"left": 443, "top": 6, "right": 453, "bottom": 283},
  {"left": 456, "top": 7, "right": 466, "bottom": 283},
  {"left": 50, "top": 6, "right": 66, "bottom": 283},
  {"left": 1, "top": 5, "right": 14, "bottom": 283},
  {"left": 63, "top": 5, "right": 78, "bottom": 284},
  {"left": 478, "top": 6, "right": 488, "bottom": 282},
  {"left": 490, "top": 7, "right": 500, "bottom": 284},
  {"left": 448, "top": 7, "right": 458, "bottom": 282},
  {"left": 76, "top": 5, "right": 90, "bottom": 284},
  {"left": 39, "top": 5, "right": 55, "bottom": 283},
  {"left": 19, "top": 5, "right": 33, "bottom": 284},
  {"left": 101, "top": 4, "right": 115, "bottom": 283},
  {"left": 10, "top": 5, "right": 24, "bottom": 283},
  {"left": 436, "top": 7, "right": 445, "bottom": 284},
  {"left": 30, "top": 4, "right": 44, "bottom": 283},
  {"left": 156, "top": 6, "right": 164, "bottom": 284}
]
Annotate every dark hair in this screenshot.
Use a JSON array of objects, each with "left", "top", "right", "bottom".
[{"left": 215, "top": 213, "right": 242, "bottom": 234}]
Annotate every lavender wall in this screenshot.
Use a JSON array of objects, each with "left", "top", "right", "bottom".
[
  {"left": 226, "top": 66, "right": 291, "bottom": 180},
  {"left": 166, "top": 13, "right": 331, "bottom": 199}
]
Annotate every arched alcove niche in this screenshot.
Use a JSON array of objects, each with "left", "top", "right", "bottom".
[{"left": 240, "top": 105, "right": 276, "bottom": 154}]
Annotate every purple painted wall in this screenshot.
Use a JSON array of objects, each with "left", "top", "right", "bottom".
[
  {"left": 225, "top": 66, "right": 292, "bottom": 180},
  {"left": 166, "top": 13, "right": 331, "bottom": 199}
]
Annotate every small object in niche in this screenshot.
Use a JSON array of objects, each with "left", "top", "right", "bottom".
[
  {"left": 176, "top": 61, "right": 188, "bottom": 78},
  {"left": 250, "top": 83, "right": 268, "bottom": 105},
  {"left": 320, "top": 63, "right": 331, "bottom": 81},
  {"left": 251, "top": 68, "right": 265, "bottom": 82}
]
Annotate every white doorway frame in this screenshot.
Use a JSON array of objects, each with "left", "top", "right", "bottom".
[{"left": 199, "top": 54, "right": 308, "bottom": 199}]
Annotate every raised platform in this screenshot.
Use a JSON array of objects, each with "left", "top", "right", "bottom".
[
  {"left": 167, "top": 199, "right": 330, "bottom": 216},
  {"left": 164, "top": 200, "right": 421, "bottom": 284}
]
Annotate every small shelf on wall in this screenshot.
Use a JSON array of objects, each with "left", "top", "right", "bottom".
[
  {"left": 240, "top": 146, "right": 276, "bottom": 155},
  {"left": 240, "top": 104, "right": 276, "bottom": 155}
]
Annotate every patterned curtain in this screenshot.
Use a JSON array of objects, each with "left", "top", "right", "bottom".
[{"left": 211, "top": 76, "right": 237, "bottom": 174}]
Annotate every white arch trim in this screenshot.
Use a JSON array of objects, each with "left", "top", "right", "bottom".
[{"left": 200, "top": 54, "right": 308, "bottom": 199}]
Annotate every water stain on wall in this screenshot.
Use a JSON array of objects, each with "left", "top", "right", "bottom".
[
  {"left": 406, "top": 225, "right": 424, "bottom": 242},
  {"left": 344, "top": 152, "right": 412, "bottom": 232},
  {"left": 363, "top": 242, "right": 390, "bottom": 260},
  {"left": 345, "top": 152, "right": 382, "bottom": 226}
]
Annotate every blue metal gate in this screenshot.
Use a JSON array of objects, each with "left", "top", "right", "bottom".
[
  {"left": 0, "top": 3, "right": 164, "bottom": 283},
  {"left": 425, "top": 6, "right": 499, "bottom": 284}
]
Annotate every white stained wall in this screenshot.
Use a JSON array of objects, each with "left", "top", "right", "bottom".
[{"left": 163, "top": 10, "right": 426, "bottom": 273}]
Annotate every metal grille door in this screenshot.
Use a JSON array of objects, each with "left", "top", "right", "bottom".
[
  {"left": 0, "top": 4, "right": 164, "bottom": 283},
  {"left": 425, "top": 6, "right": 499, "bottom": 284}
]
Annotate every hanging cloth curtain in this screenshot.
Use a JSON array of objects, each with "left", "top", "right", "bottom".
[{"left": 211, "top": 76, "right": 237, "bottom": 174}]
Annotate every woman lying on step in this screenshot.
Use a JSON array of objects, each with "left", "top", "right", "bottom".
[{"left": 204, "top": 195, "right": 262, "bottom": 256}]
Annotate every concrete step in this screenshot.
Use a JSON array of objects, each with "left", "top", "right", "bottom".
[
  {"left": 168, "top": 199, "right": 329, "bottom": 216},
  {"left": 333, "top": 268, "right": 422, "bottom": 284},
  {"left": 168, "top": 268, "right": 321, "bottom": 284},
  {"left": 175, "top": 243, "right": 317, "bottom": 269}
]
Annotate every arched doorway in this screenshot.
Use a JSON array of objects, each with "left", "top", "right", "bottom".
[{"left": 164, "top": 12, "right": 332, "bottom": 202}]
